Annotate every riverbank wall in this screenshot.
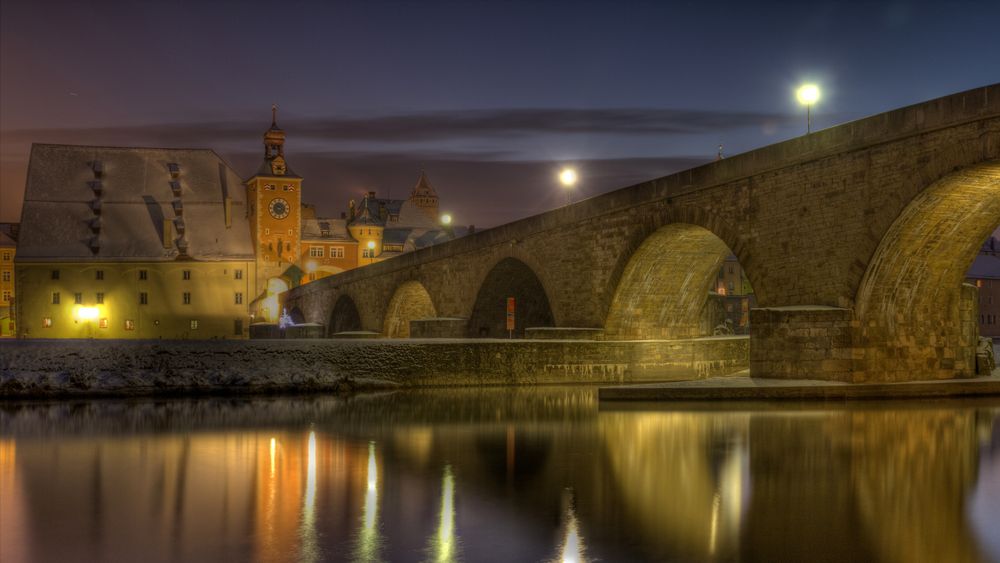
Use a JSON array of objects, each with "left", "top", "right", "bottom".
[{"left": 0, "top": 336, "right": 749, "bottom": 397}]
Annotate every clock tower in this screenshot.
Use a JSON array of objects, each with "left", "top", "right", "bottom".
[{"left": 246, "top": 106, "right": 303, "bottom": 310}]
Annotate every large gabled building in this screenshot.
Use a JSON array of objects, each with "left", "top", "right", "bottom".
[{"left": 15, "top": 144, "right": 256, "bottom": 339}]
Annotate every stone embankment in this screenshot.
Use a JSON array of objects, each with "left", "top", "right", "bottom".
[{"left": 0, "top": 336, "right": 749, "bottom": 398}]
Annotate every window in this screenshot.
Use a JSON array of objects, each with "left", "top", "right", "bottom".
[
  {"left": 310, "top": 246, "right": 324, "bottom": 257},
  {"left": 96, "top": 270, "right": 104, "bottom": 280},
  {"left": 265, "top": 228, "right": 270, "bottom": 235},
  {"left": 42, "top": 317, "right": 52, "bottom": 328},
  {"left": 183, "top": 270, "right": 191, "bottom": 280},
  {"left": 139, "top": 292, "right": 148, "bottom": 305},
  {"left": 139, "top": 269, "right": 148, "bottom": 281},
  {"left": 52, "top": 292, "right": 60, "bottom": 304},
  {"left": 234, "top": 319, "right": 243, "bottom": 336},
  {"left": 1, "top": 251, "right": 10, "bottom": 261},
  {"left": 51, "top": 270, "right": 60, "bottom": 280},
  {"left": 74, "top": 293, "right": 82, "bottom": 304},
  {"left": 362, "top": 249, "right": 373, "bottom": 258},
  {"left": 183, "top": 292, "right": 191, "bottom": 305},
  {"left": 268, "top": 243, "right": 273, "bottom": 252},
  {"left": 190, "top": 320, "right": 199, "bottom": 330},
  {"left": 286, "top": 242, "right": 291, "bottom": 251},
  {"left": 330, "top": 247, "right": 344, "bottom": 258},
  {"left": 1, "top": 270, "right": 9, "bottom": 282},
  {"left": 96, "top": 292, "right": 104, "bottom": 304},
  {"left": 235, "top": 292, "right": 243, "bottom": 305},
  {"left": 124, "top": 319, "right": 135, "bottom": 331},
  {"left": 1, "top": 290, "right": 9, "bottom": 302},
  {"left": 235, "top": 269, "right": 243, "bottom": 280},
  {"left": 99, "top": 318, "right": 108, "bottom": 329},
  {"left": 288, "top": 229, "right": 293, "bottom": 236}
]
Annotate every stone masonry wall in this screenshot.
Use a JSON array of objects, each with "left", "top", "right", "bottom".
[{"left": 0, "top": 337, "right": 749, "bottom": 397}]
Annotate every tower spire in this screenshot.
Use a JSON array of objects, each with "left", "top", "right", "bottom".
[{"left": 271, "top": 103, "right": 278, "bottom": 127}]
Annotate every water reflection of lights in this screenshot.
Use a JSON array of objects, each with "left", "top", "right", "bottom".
[
  {"left": 354, "top": 441, "right": 383, "bottom": 562},
  {"left": 429, "top": 464, "right": 458, "bottom": 563},
  {"left": 552, "top": 489, "right": 588, "bottom": 563},
  {"left": 299, "top": 430, "right": 319, "bottom": 563},
  {"left": 269, "top": 437, "right": 276, "bottom": 476}
]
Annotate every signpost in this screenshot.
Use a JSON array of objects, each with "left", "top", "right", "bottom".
[{"left": 506, "top": 297, "right": 515, "bottom": 339}]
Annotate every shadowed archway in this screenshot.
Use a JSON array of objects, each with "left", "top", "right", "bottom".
[
  {"left": 328, "top": 294, "right": 362, "bottom": 336},
  {"left": 604, "top": 223, "right": 749, "bottom": 339},
  {"left": 288, "top": 307, "right": 306, "bottom": 325},
  {"left": 468, "top": 257, "right": 554, "bottom": 338},
  {"left": 383, "top": 281, "right": 437, "bottom": 338},
  {"left": 854, "top": 161, "right": 1000, "bottom": 378}
]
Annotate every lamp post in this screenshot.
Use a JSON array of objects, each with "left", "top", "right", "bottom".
[
  {"left": 796, "top": 84, "right": 821, "bottom": 134},
  {"left": 558, "top": 167, "right": 577, "bottom": 205},
  {"left": 367, "top": 240, "right": 376, "bottom": 265}
]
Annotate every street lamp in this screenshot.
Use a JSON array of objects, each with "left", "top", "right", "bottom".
[
  {"left": 367, "top": 240, "right": 376, "bottom": 264},
  {"left": 559, "top": 167, "right": 577, "bottom": 205},
  {"left": 440, "top": 213, "right": 452, "bottom": 226},
  {"left": 796, "top": 84, "right": 821, "bottom": 134}
]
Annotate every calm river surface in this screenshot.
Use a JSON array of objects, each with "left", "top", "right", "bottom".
[{"left": 2, "top": 388, "right": 999, "bottom": 562}]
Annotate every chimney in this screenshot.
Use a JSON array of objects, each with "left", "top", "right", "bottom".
[{"left": 224, "top": 196, "right": 232, "bottom": 228}]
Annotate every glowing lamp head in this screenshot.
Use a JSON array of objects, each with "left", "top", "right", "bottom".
[
  {"left": 796, "top": 84, "right": 821, "bottom": 105},
  {"left": 441, "top": 213, "right": 452, "bottom": 226},
  {"left": 305, "top": 260, "right": 317, "bottom": 273},
  {"left": 76, "top": 306, "right": 99, "bottom": 321},
  {"left": 367, "top": 240, "right": 376, "bottom": 250},
  {"left": 559, "top": 168, "right": 578, "bottom": 187}
]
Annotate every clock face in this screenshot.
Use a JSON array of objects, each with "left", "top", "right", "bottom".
[{"left": 268, "top": 198, "right": 290, "bottom": 220}]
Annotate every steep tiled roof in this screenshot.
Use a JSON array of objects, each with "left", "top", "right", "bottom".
[
  {"left": 301, "top": 217, "right": 352, "bottom": 241},
  {"left": 16, "top": 144, "right": 254, "bottom": 262}
]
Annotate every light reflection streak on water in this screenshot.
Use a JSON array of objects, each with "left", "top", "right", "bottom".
[
  {"left": 299, "top": 430, "right": 318, "bottom": 563},
  {"left": 429, "top": 464, "right": 457, "bottom": 563},
  {"left": 354, "top": 441, "right": 382, "bottom": 562},
  {"left": 269, "top": 437, "right": 276, "bottom": 476},
  {"left": 555, "top": 493, "right": 587, "bottom": 563}
]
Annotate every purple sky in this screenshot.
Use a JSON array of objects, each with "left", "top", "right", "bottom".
[{"left": 2, "top": 0, "right": 999, "bottom": 231}]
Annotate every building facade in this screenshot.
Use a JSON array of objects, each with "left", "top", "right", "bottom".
[
  {"left": 967, "top": 237, "right": 1000, "bottom": 338},
  {"left": 0, "top": 224, "right": 16, "bottom": 337},
  {"left": 15, "top": 145, "right": 256, "bottom": 339}
]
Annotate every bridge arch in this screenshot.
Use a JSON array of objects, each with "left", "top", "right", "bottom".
[
  {"left": 604, "top": 223, "right": 752, "bottom": 339},
  {"left": 854, "top": 161, "right": 1000, "bottom": 377},
  {"left": 383, "top": 280, "right": 437, "bottom": 338},
  {"left": 288, "top": 306, "right": 306, "bottom": 325},
  {"left": 328, "top": 294, "right": 363, "bottom": 336},
  {"left": 468, "top": 257, "right": 555, "bottom": 337}
]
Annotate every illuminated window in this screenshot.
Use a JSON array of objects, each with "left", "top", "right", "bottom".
[
  {"left": 1, "top": 290, "right": 9, "bottom": 302},
  {"left": 310, "top": 246, "right": 324, "bottom": 257},
  {"left": 1, "top": 271, "right": 9, "bottom": 282},
  {"left": 235, "top": 292, "right": 243, "bottom": 305},
  {"left": 330, "top": 247, "right": 344, "bottom": 258},
  {"left": 139, "top": 292, "right": 148, "bottom": 305},
  {"left": 362, "top": 249, "right": 373, "bottom": 258},
  {"left": 52, "top": 292, "right": 60, "bottom": 304},
  {"left": 124, "top": 319, "right": 135, "bottom": 331},
  {"left": 99, "top": 318, "right": 108, "bottom": 329},
  {"left": 42, "top": 317, "right": 52, "bottom": 328},
  {"left": 96, "top": 292, "right": 104, "bottom": 304},
  {"left": 1, "top": 251, "right": 10, "bottom": 261},
  {"left": 183, "top": 292, "right": 191, "bottom": 305},
  {"left": 96, "top": 270, "right": 104, "bottom": 280},
  {"left": 190, "top": 320, "right": 199, "bottom": 330},
  {"left": 139, "top": 269, "right": 148, "bottom": 281},
  {"left": 51, "top": 270, "right": 60, "bottom": 280},
  {"left": 235, "top": 269, "right": 243, "bottom": 280},
  {"left": 182, "top": 270, "right": 191, "bottom": 280},
  {"left": 74, "top": 293, "right": 82, "bottom": 304}
]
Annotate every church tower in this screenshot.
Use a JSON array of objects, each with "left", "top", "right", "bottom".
[
  {"left": 245, "top": 106, "right": 303, "bottom": 317},
  {"left": 410, "top": 171, "right": 440, "bottom": 222}
]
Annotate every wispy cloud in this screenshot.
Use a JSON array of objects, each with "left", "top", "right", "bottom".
[{"left": 2, "top": 107, "right": 798, "bottom": 148}]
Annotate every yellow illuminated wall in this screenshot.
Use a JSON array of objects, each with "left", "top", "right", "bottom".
[
  {"left": 14, "top": 260, "right": 255, "bottom": 339},
  {"left": 0, "top": 242, "right": 14, "bottom": 337},
  {"left": 347, "top": 224, "right": 383, "bottom": 266}
]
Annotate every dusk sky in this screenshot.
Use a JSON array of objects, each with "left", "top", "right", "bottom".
[{"left": 2, "top": 0, "right": 999, "bottom": 228}]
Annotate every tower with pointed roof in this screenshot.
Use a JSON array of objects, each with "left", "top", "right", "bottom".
[
  {"left": 410, "top": 171, "right": 440, "bottom": 222},
  {"left": 245, "top": 106, "right": 304, "bottom": 312}
]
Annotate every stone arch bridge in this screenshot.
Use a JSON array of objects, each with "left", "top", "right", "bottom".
[{"left": 285, "top": 85, "right": 1000, "bottom": 382}]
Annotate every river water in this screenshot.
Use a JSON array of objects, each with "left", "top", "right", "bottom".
[{"left": 2, "top": 388, "right": 999, "bottom": 562}]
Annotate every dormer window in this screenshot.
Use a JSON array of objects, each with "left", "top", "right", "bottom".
[
  {"left": 92, "top": 160, "right": 103, "bottom": 178},
  {"left": 169, "top": 180, "right": 181, "bottom": 196},
  {"left": 167, "top": 163, "right": 180, "bottom": 178}
]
